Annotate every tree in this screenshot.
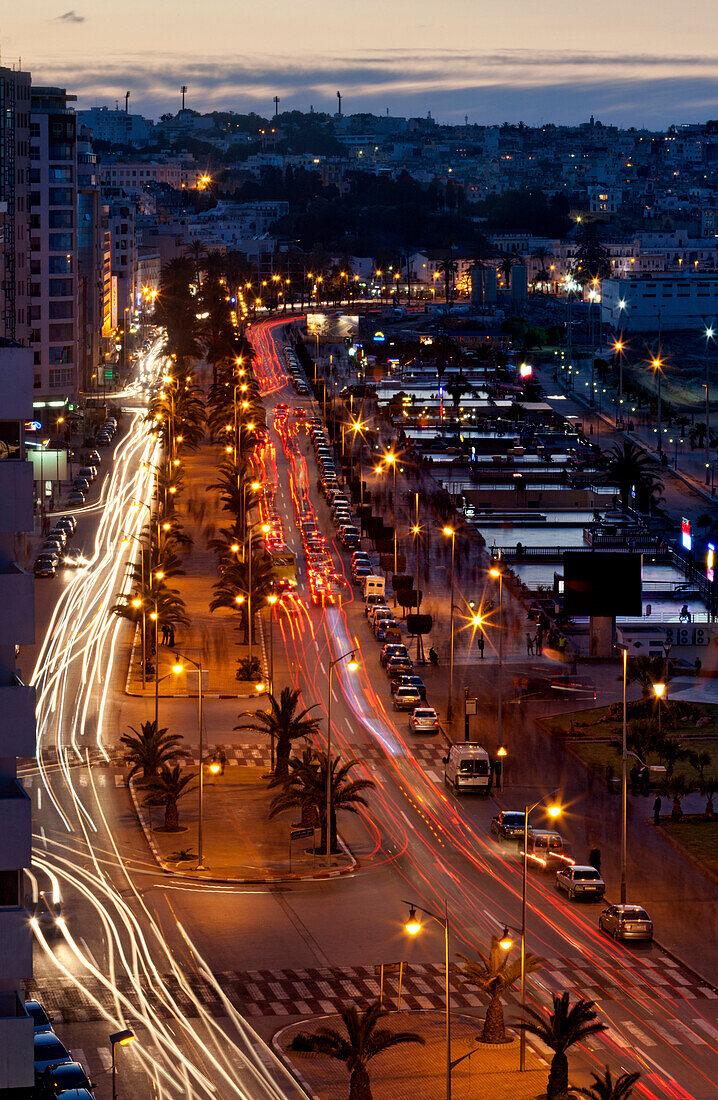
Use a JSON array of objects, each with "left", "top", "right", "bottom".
[
  {"left": 288, "top": 1000, "right": 424, "bottom": 1100},
  {"left": 626, "top": 656, "right": 669, "bottom": 701},
  {"left": 120, "top": 719, "right": 189, "bottom": 780},
  {"left": 515, "top": 992, "right": 606, "bottom": 1099},
  {"left": 576, "top": 1065, "right": 641, "bottom": 1100},
  {"left": 571, "top": 222, "right": 612, "bottom": 283},
  {"left": 142, "top": 764, "right": 197, "bottom": 831},
  {"left": 236, "top": 687, "right": 322, "bottom": 780},
  {"left": 661, "top": 773, "right": 689, "bottom": 819},
  {"left": 269, "top": 748, "right": 375, "bottom": 854},
  {"left": 459, "top": 936, "right": 544, "bottom": 1043},
  {"left": 604, "top": 440, "right": 663, "bottom": 512}
]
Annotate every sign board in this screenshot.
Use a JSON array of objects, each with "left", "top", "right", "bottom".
[
  {"left": 29, "top": 449, "right": 68, "bottom": 482},
  {"left": 681, "top": 517, "right": 692, "bottom": 551},
  {"left": 707, "top": 543, "right": 715, "bottom": 584},
  {"left": 290, "top": 827, "right": 315, "bottom": 841},
  {"left": 465, "top": 698, "right": 478, "bottom": 715},
  {"left": 110, "top": 274, "right": 118, "bottom": 330}
]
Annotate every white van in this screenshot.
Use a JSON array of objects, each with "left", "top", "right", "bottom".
[
  {"left": 443, "top": 743, "right": 491, "bottom": 794},
  {"left": 363, "top": 575, "right": 385, "bottom": 599}
]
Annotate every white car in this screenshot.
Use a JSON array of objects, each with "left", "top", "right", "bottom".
[
  {"left": 410, "top": 707, "right": 439, "bottom": 732},
  {"left": 555, "top": 864, "right": 606, "bottom": 901}
]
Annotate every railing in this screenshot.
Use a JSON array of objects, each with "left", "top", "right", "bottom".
[{"left": 496, "top": 544, "right": 672, "bottom": 560}]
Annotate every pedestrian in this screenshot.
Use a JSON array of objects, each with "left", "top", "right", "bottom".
[
  {"left": 639, "top": 765, "right": 650, "bottom": 796},
  {"left": 558, "top": 636, "right": 567, "bottom": 660},
  {"left": 653, "top": 794, "right": 662, "bottom": 826},
  {"left": 161, "top": 623, "right": 169, "bottom": 645},
  {"left": 493, "top": 756, "right": 502, "bottom": 791},
  {"left": 589, "top": 846, "right": 601, "bottom": 873},
  {"left": 168, "top": 624, "right": 175, "bottom": 648},
  {"left": 526, "top": 631, "right": 534, "bottom": 656},
  {"left": 477, "top": 634, "right": 485, "bottom": 659}
]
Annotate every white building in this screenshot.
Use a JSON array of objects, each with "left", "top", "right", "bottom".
[
  {"left": 0, "top": 343, "right": 36, "bottom": 1092},
  {"left": 602, "top": 274, "right": 718, "bottom": 331},
  {"left": 99, "top": 159, "right": 201, "bottom": 194},
  {"left": 76, "top": 105, "right": 153, "bottom": 146}
]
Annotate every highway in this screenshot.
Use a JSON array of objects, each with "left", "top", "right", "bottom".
[{"left": 22, "top": 320, "right": 718, "bottom": 1099}]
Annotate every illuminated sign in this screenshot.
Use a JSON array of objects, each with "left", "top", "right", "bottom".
[
  {"left": 111, "top": 275, "right": 118, "bottom": 329},
  {"left": 519, "top": 363, "right": 533, "bottom": 378},
  {"left": 25, "top": 421, "right": 42, "bottom": 431},
  {"left": 681, "top": 517, "right": 692, "bottom": 552},
  {"left": 708, "top": 543, "right": 715, "bottom": 583},
  {"left": 373, "top": 331, "right": 386, "bottom": 343}
]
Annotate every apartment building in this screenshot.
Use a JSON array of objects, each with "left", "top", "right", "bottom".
[
  {"left": 29, "top": 86, "right": 79, "bottom": 412},
  {"left": 99, "top": 159, "right": 201, "bottom": 194},
  {"left": 0, "top": 343, "right": 36, "bottom": 1093},
  {"left": 0, "top": 66, "right": 31, "bottom": 345},
  {"left": 76, "top": 104, "right": 153, "bottom": 145},
  {"left": 77, "top": 127, "right": 107, "bottom": 393}
]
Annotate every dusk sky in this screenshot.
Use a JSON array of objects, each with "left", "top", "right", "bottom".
[{"left": 5, "top": 0, "right": 718, "bottom": 126}]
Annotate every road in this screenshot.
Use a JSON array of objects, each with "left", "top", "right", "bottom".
[{"left": 23, "top": 320, "right": 718, "bottom": 1100}]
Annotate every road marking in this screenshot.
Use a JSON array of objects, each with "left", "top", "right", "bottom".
[
  {"left": 331, "top": 689, "right": 338, "bottom": 702},
  {"left": 96, "top": 1049, "right": 112, "bottom": 1070},
  {"left": 649, "top": 1022, "right": 681, "bottom": 1045},
  {"left": 40, "top": 827, "right": 47, "bottom": 849},
  {"left": 319, "top": 661, "right": 326, "bottom": 675},
  {"left": 37, "top": 787, "right": 41, "bottom": 809},
  {"left": 693, "top": 1018, "right": 718, "bottom": 1040},
  {"left": 623, "top": 1021, "right": 656, "bottom": 1047},
  {"left": 671, "top": 1020, "right": 707, "bottom": 1045}
]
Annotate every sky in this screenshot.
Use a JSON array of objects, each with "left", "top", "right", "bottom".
[{"left": 4, "top": 1, "right": 718, "bottom": 127}]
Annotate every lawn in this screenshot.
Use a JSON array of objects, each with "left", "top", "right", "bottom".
[{"left": 660, "top": 819, "right": 718, "bottom": 879}]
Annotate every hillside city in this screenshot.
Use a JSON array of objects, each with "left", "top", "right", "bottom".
[{"left": 1, "top": 60, "right": 718, "bottom": 1100}]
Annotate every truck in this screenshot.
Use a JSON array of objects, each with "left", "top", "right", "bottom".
[{"left": 362, "top": 575, "right": 385, "bottom": 599}]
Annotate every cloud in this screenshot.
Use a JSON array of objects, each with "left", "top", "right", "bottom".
[
  {"left": 54, "top": 10, "right": 85, "bottom": 22},
  {"left": 29, "top": 48, "right": 718, "bottom": 126}
]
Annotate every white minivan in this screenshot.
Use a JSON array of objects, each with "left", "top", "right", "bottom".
[{"left": 443, "top": 743, "right": 491, "bottom": 794}]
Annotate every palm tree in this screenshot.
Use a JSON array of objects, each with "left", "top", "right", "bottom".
[
  {"left": 270, "top": 749, "right": 375, "bottom": 854},
  {"left": 288, "top": 1000, "right": 424, "bottom": 1100},
  {"left": 661, "top": 773, "right": 689, "bottom": 819},
  {"left": 459, "top": 937, "right": 544, "bottom": 1043},
  {"left": 237, "top": 687, "right": 322, "bottom": 780},
  {"left": 437, "top": 256, "right": 458, "bottom": 308},
  {"left": 604, "top": 440, "right": 663, "bottom": 511},
  {"left": 120, "top": 719, "right": 189, "bottom": 780},
  {"left": 515, "top": 992, "right": 607, "bottom": 1099},
  {"left": 142, "top": 764, "right": 197, "bottom": 831},
  {"left": 626, "top": 655, "right": 669, "bottom": 700},
  {"left": 210, "top": 551, "right": 275, "bottom": 642},
  {"left": 576, "top": 1065, "right": 641, "bottom": 1099}
]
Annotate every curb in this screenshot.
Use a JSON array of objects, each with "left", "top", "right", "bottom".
[
  {"left": 126, "top": 773, "right": 358, "bottom": 884},
  {"left": 652, "top": 818, "right": 718, "bottom": 888}
]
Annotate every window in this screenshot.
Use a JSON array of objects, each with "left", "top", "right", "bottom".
[
  {"left": 49, "top": 368, "right": 74, "bottom": 388},
  {"left": 49, "top": 255, "right": 72, "bottom": 274},
  {"left": 49, "top": 142, "right": 73, "bottom": 161},
  {"left": 49, "top": 211, "right": 73, "bottom": 228},
  {"left": 0, "top": 869, "right": 20, "bottom": 907},
  {"left": 49, "top": 278, "right": 72, "bottom": 296},
  {"left": 49, "top": 166, "right": 73, "bottom": 181},
  {"left": 49, "top": 346, "right": 73, "bottom": 365},
  {"left": 34, "top": 373, "right": 41, "bottom": 388},
  {"left": 49, "top": 323, "right": 74, "bottom": 341},
  {"left": 49, "top": 301, "right": 73, "bottom": 319},
  {"left": 49, "top": 233, "right": 73, "bottom": 251},
  {"left": 49, "top": 187, "right": 73, "bottom": 204}
]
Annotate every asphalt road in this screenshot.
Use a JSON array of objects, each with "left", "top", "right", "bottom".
[{"left": 22, "top": 322, "right": 718, "bottom": 1100}]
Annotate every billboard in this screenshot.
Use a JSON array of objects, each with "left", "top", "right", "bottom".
[
  {"left": 29, "top": 449, "right": 68, "bottom": 483},
  {"left": 110, "top": 275, "right": 118, "bottom": 330},
  {"left": 307, "top": 313, "right": 359, "bottom": 340},
  {"left": 681, "top": 517, "right": 692, "bottom": 552},
  {"left": 563, "top": 552, "right": 642, "bottom": 617}
]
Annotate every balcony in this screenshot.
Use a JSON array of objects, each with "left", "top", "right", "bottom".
[
  {"left": 0, "top": 564, "right": 34, "bottom": 646},
  {"left": 0, "top": 779, "right": 31, "bottom": 870},
  {"left": 0, "top": 683, "right": 36, "bottom": 758},
  {"left": 0, "top": 462, "right": 34, "bottom": 533},
  {"left": 0, "top": 908, "right": 33, "bottom": 981},
  {"left": 0, "top": 994, "right": 34, "bottom": 1090}
]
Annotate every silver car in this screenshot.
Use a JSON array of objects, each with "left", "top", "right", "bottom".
[
  {"left": 599, "top": 904, "right": 653, "bottom": 942},
  {"left": 410, "top": 707, "right": 439, "bottom": 731},
  {"left": 394, "top": 686, "right": 422, "bottom": 711},
  {"left": 556, "top": 864, "right": 606, "bottom": 901}
]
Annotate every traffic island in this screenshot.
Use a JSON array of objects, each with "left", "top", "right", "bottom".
[
  {"left": 128, "top": 766, "right": 357, "bottom": 883},
  {"left": 275, "top": 1010, "right": 548, "bottom": 1099}
]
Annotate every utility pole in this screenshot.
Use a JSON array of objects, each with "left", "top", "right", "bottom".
[
  {"left": 336, "top": 91, "right": 342, "bottom": 116},
  {"left": 181, "top": 85, "right": 187, "bottom": 111},
  {"left": 273, "top": 96, "right": 280, "bottom": 117},
  {"left": 125, "top": 90, "right": 130, "bottom": 114}
]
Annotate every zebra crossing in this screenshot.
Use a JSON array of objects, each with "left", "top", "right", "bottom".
[{"left": 26, "top": 954, "right": 717, "bottom": 1031}]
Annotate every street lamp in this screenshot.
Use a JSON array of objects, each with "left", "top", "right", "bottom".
[
  {"left": 442, "top": 527, "right": 456, "bottom": 719},
  {"left": 651, "top": 356, "right": 664, "bottom": 452},
  {"left": 172, "top": 651, "right": 206, "bottom": 869},
  {"left": 404, "top": 900, "right": 452, "bottom": 1099},
  {"left": 653, "top": 681, "right": 666, "bottom": 735},
  {"left": 110, "top": 1028, "right": 135, "bottom": 1100},
  {"left": 326, "top": 650, "right": 358, "bottom": 867},
  {"left": 384, "top": 451, "right": 398, "bottom": 578},
  {"left": 616, "top": 297, "right": 627, "bottom": 425},
  {"left": 489, "top": 565, "right": 504, "bottom": 762},
  {"left": 704, "top": 325, "right": 714, "bottom": 487},
  {"left": 519, "top": 793, "right": 561, "bottom": 1071}
]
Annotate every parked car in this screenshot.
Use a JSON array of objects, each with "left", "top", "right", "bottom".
[
  {"left": 41, "top": 538, "right": 65, "bottom": 556},
  {"left": 393, "top": 686, "right": 422, "bottom": 711},
  {"left": 87, "top": 449, "right": 101, "bottom": 465},
  {"left": 368, "top": 605, "right": 391, "bottom": 626},
  {"left": 385, "top": 655, "right": 413, "bottom": 677},
  {"left": 490, "top": 810, "right": 530, "bottom": 841},
  {"left": 24, "top": 1000, "right": 53, "bottom": 1034},
  {"left": 78, "top": 465, "right": 97, "bottom": 483},
  {"left": 375, "top": 618, "right": 399, "bottom": 642},
  {"left": 390, "top": 674, "right": 426, "bottom": 698},
  {"left": 598, "top": 904, "right": 653, "bottom": 941},
  {"left": 380, "top": 643, "right": 409, "bottom": 666},
  {"left": 410, "top": 706, "right": 439, "bottom": 731},
  {"left": 47, "top": 527, "right": 67, "bottom": 546},
  {"left": 33, "top": 1032, "right": 72, "bottom": 1077},
  {"left": 55, "top": 516, "right": 77, "bottom": 533},
  {"left": 37, "top": 1061, "right": 95, "bottom": 1097},
  {"left": 555, "top": 864, "right": 606, "bottom": 901},
  {"left": 73, "top": 478, "right": 90, "bottom": 493},
  {"left": 67, "top": 491, "right": 86, "bottom": 505}
]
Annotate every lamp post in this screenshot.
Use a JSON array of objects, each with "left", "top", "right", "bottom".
[
  {"left": 122, "top": 533, "right": 146, "bottom": 686},
  {"left": 267, "top": 594, "right": 278, "bottom": 768},
  {"left": 520, "top": 794, "right": 562, "bottom": 1070},
  {"left": 326, "top": 650, "right": 358, "bottom": 866},
  {"left": 489, "top": 565, "right": 504, "bottom": 759},
  {"left": 246, "top": 521, "right": 270, "bottom": 664},
  {"left": 110, "top": 1028, "right": 135, "bottom": 1100},
  {"left": 404, "top": 900, "right": 451, "bottom": 1099},
  {"left": 384, "top": 451, "right": 398, "bottom": 578},
  {"left": 653, "top": 681, "right": 666, "bottom": 735},
  {"left": 620, "top": 644, "right": 628, "bottom": 904},
  {"left": 443, "top": 526, "right": 456, "bottom": 720},
  {"left": 172, "top": 651, "right": 206, "bottom": 869},
  {"left": 616, "top": 297, "right": 627, "bottom": 425},
  {"left": 704, "top": 326, "right": 714, "bottom": 487},
  {"left": 652, "top": 356, "right": 664, "bottom": 453}
]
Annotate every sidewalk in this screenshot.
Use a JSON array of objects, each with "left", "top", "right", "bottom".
[
  {"left": 275, "top": 1011, "right": 548, "bottom": 1100},
  {"left": 129, "top": 764, "right": 363, "bottom": 882}
]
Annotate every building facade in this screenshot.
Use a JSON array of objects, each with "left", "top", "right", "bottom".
[
  {"left": 75, "top": 105, "right": 153, "bottom": 146},
  {"left": 0, "top": 343, "right": 36, "bottom": 1093},
  {"left": 29, "top": 86, "right": 79, "bottom": 413},
  {"left": 77, "top": 128, "right": 106, "bottom": 394},
  {"left": 0, "top": 66, "right": 31, "bottom": 345},
  {"left": 602, "top": 274, "right": 718, "bottom": 331}
]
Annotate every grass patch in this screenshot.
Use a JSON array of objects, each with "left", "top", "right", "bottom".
[
  {"left": 660, "top": 819, "right": 718, "bottom": 878},
  {"left": 568, "top": 738, "right": 718, "bottom": 786},
  {"left": 545, "top": 701, "right": 718, "bottom": 740}
]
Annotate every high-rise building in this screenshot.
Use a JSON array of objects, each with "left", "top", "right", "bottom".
[
  {"left": 0, "top": 66, "right": 31, "bottom": 345},
  {"left": 77, "top": 127, "right": 106, "bottom": 394},
  {"left": 0, "top": 342, "right": 36, "bottom": 1093},
  {"left": 29, "top": 86, "right": 79, "bottom": 417},
  {"left": 76, "top": 104, "right": 153, "bottom": 146}
]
